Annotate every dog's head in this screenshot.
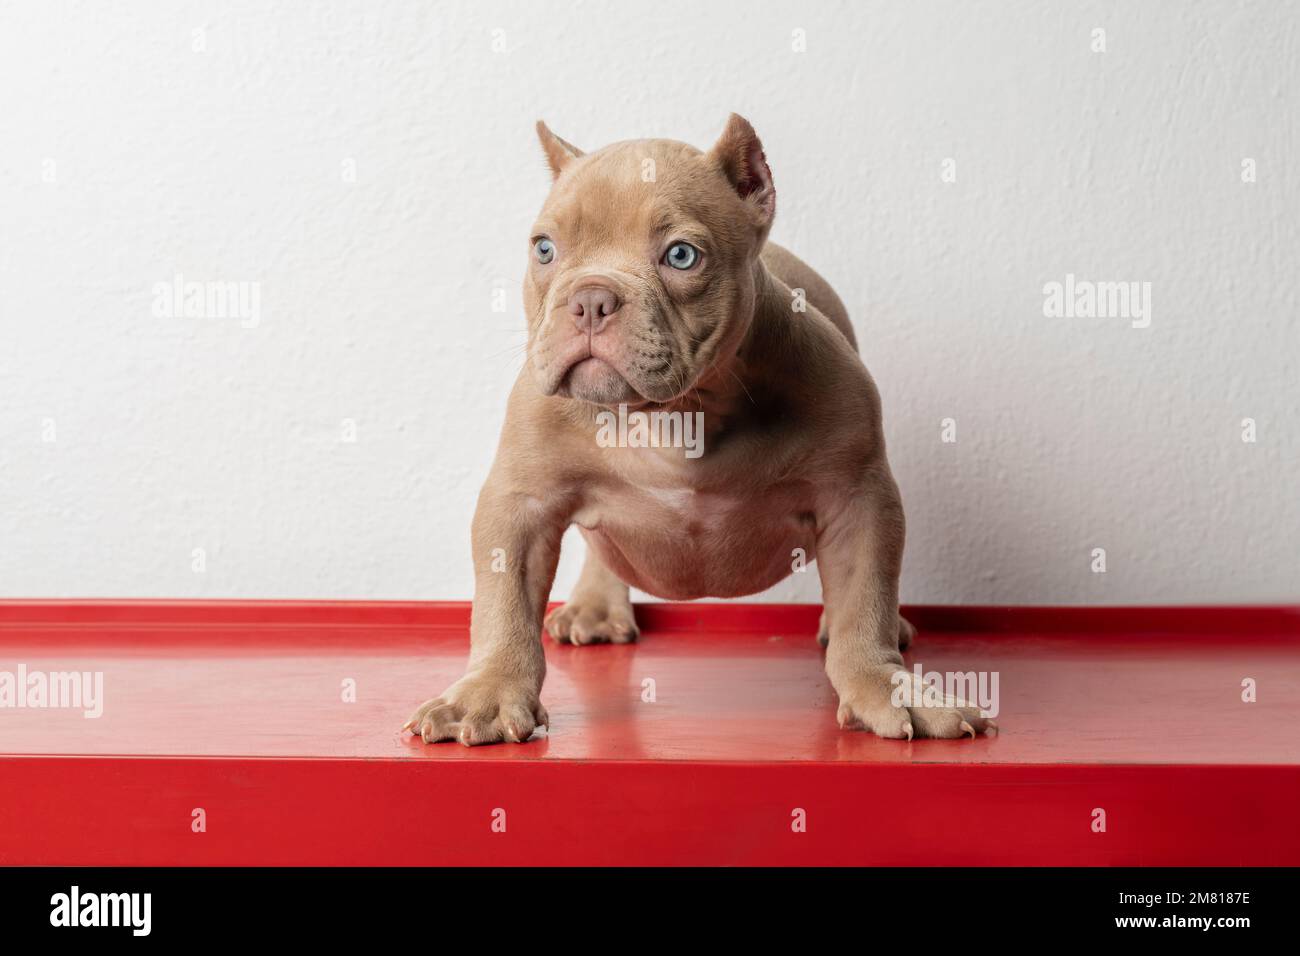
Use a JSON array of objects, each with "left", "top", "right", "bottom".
[{"left": 523, "top": 114, "right": 776, "bottom": 407}]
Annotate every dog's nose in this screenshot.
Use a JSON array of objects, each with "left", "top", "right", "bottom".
[{"left": 569, "top": 285, "right": 621, "bottom": 333}]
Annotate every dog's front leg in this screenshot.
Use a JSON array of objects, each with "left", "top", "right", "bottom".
[
  {"left": 404, "top": 470, "right": 568, "bottom": 746},
  {"left": 817, "top": 465, "right": 992, "bottom": 740}
]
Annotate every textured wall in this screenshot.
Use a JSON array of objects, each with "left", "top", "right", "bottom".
[{"left": 1, "top": 0, "right": 1296, "bottom": 603}]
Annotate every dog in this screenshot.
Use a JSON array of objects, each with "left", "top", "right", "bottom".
[{"left": 404, "top": 115, "right": 993, "bottom": 744}]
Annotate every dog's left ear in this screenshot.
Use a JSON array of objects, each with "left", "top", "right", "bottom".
[
  {"left": 708, "top": 113, "right": 776, "bottom": 229},
  {"left": 536, "top": 120, "right": 584, "bottom": 179}
]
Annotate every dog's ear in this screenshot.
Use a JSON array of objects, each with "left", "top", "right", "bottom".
[
  {"left": 708, "top": 113, "right": 775, "bottom": 228},
  {"left": 536, "top": 121, "right": 584, "bottom": 179}
]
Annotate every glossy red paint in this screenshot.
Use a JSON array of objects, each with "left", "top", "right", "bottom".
[{"left": 1, "top": 601, "right": 1297, "bottom": 865}]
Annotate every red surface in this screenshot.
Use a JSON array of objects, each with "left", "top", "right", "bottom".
[{"left": 1, "top": 600, "right": 1298, "bottom": 865}]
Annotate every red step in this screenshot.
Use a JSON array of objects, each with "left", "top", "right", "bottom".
[{"left": 1, "top": 601, "right": 1297, "bottom": 865}]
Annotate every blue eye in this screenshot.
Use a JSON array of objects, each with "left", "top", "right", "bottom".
[
  {"left": 664, "top": 242, "right": 699, "bottom": 270},
  {"left": 534, "top": 237, "right": 555, "bottom": 264}
]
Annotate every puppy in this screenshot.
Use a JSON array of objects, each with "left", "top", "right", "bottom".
[{"left": 404, "top": 115, "right": 992, "bottom": 744}]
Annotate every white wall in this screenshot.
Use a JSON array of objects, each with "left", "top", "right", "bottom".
[{"left": 1, "top": 0, "right": 1296, "bottom": 604}]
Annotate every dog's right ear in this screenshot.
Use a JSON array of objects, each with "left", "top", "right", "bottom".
[{"left": 536, "top": 121, "right": 584, "bottom": 179}]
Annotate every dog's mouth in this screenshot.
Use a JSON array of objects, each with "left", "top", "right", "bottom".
[
  {"left": 538, "top": 323, "right": 689, "bottom": 407},
  {"left": 558, "top": 356, "right": 642, "bottom": 406}
]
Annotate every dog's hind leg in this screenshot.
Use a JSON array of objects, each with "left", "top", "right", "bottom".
[{"left": 544, "top": 545, "right": 639, "bottom": 646}]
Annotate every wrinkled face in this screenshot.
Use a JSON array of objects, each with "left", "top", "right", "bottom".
[{"left": 524, "top": 119, "right": 775, "bottom": 407}]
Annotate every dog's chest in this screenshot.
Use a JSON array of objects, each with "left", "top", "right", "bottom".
[
  {"left": 575, "top": 478, "right": 818, "bottom": 600},
  {"left": 638, "top": 485, "right": 746, "bottom": 532}
]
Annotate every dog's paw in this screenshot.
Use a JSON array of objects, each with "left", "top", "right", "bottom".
[
  {"left": 830, "top": 662, "right": 994, "bottom": 740},
  {"left": 402, "top": 673, "right": 548, "bottom": 746},
  {"left": 545, "top": 600, "right": 639, "bottom": 646}
]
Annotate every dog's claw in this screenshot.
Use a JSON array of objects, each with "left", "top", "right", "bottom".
[
  {"left": 960, "top": 720, "right": 976, "bottom": 739},
  {"left": 836, "top": 703, "right": 853, "bottom": 729},
  {"left": 903, "top": 723, "right": 913, "bottom": 741}
]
